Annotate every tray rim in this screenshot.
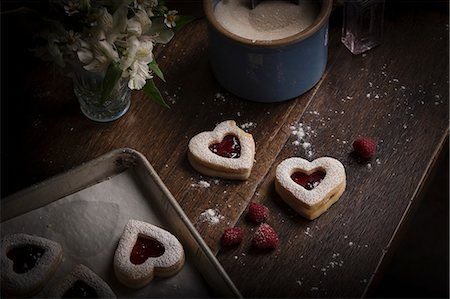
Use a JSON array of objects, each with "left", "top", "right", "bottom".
[{"left": 1, "top": 147, "right": 242, "bottom": 298}]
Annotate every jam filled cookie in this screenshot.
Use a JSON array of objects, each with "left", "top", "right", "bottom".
[
  {"left": 188, "top": 120, "right": 255, "bottom": 180},
  {"left": 48, "top": 264, "right": 116, "bottom": 298},
  {"left": 113, "top": 219, "right": 185, "bottom": 289},
  {"left": 1, "top": 233, "right": 63, "bottom": 297},
  {"left": 275, "top": 157, "right": 346, "bottom": 220}
]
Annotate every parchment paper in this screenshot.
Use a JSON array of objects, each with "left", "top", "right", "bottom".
[{"left": 1, "top": 170, "right": 212, "bottom": 298}]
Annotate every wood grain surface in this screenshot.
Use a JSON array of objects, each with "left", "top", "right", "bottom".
[{"left": 1, "top": 1, "right": 448, "bottom": 298}]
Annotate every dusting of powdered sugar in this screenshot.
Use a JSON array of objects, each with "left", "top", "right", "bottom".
[
  {"left": 289, "top": 122, "right": 316, "bottom": 158},
  {"left": 188, "top": 120, "right": 255, "bottom": 172},
  {"left": 48, "top": 265, "right": 116, "bottom": 298},
  {"left": 190, "top": 178, "right": 222, "bottom": 188},
  {"left": 163, "top": 86, "right": 182, "bottom": 105},
  {"left": 200, "top": 209, "right": 224, "bottom": 225},
  {"left": 1, "top": 233, "right": 63, "bottom": 294},
  {"left": 191, "top": 180, "right": 211, "bottom": 188},
  {"left": 113, "top": 219, "right": 184, "bottom": 284},
  {"left": 276, "top": 157, "right": 346, "bottom": 205},
  {"left": 240, "top": 122, "right": 257, "bottom": 131}
]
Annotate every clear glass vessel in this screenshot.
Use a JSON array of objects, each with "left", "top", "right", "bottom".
[
  {"left": 341, "top": 0, "right": 385, "bottom": 55},
  {"left": 72, "top": 68, "right": 131, "bottom": 122}
]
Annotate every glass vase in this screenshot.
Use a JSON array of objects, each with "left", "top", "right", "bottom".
[{"left": 72, "top": 68, "right": 131, "bottom": 122}]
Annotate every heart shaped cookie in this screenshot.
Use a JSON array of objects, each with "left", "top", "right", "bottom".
[
  {"left": 188, "top": 120, "right": 255, "bottom": 180},
  {"left": 275, "top": 157, "right": 346, "bottom": 220},
  {"left": 113, "top": 219, "right": 185, "bottom": 289},
  {"left": 48, "top": 264, "right": 116, "bottom": 298},
  {"left": 1, "top": 233, "right": 63, "bottom": 297}
]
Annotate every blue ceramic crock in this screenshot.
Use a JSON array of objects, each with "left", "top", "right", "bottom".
[{"left": 204, "top": 0, "right": 332, "bottom": 102}]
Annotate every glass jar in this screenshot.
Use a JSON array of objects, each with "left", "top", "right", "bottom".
[
  {"left": 72, "top": 68, "right": 131, "bottom": 122},
  {"left": 341, "top": 0, "right": 385, "bottom": 55}
]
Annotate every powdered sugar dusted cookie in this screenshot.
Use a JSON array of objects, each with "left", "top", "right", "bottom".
[
  {"left": 188, "top": 120, "right": 255, "bottom": 180},
  {"left": 114, "top": 219, "right": 185, "bottom": 289},
  {"left": 275, "top": 157, "right": 346, "bottom": 220},
  {"left": 1, "top": 233, "right": 63, "bottom": 297},
  {"left": 48, "top": 264, "right": 116, "bottom": 298}
]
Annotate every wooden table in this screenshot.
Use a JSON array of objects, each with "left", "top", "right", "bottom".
[{"left": 1, "top": 1, "right": 448, "bottom": 297}]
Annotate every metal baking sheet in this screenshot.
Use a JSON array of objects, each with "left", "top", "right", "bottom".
[{"left": 1, "top": 148, "right": 241, "bottom": 298}]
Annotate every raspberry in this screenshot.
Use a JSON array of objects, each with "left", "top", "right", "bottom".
[
  {"left": 251, "top": 223, "right": 279, "bottom": 249},
  {"left": 352, "top": 137, "right": 376, "bottom": 159},
  {"left": 221, "top": 227, "right": 244, "bottom": 247},
  {"left": 247, "top": 202, "right": 269, "bottom": 224}
]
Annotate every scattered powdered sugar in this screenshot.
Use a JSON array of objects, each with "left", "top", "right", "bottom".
[
  {"left": 200, "top": 209, "right": 224, "bottom": 224},
  {"left": 289, "top": 122, "right": 315, "bottom": 158},
  {"left": 163, "top": 86, "right": 182, "bottom": 105},
  {"left": 190, "top": 178, "right": 222, "bottom": 188},
  {"left": 214, "top": 92, "right": 226, "bottom": 102},
  {"left": 304, "top": 227, "right": 313, "bottom": 237},
  {"left": 191, "top": 180, "right": 211, "bottom": 188},
  {"left": 240, "top": 122, "right": 257, "bottom": 131}
]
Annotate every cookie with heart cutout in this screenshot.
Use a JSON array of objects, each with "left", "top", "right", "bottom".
[
  {"left": 1, "top": 233, "right": 63, "bottom": 297},
  {"left": 113, "top": 219, "right": 185, "bottom": 289},
  {"left": 188, "top": 120, "right": 255, "bottom": 180},
  {"left": 275, "top": 157, "right": 346, "bottom": 220},
  {"left": 47, "top": 264, "right": 116, "bottom": 298}
]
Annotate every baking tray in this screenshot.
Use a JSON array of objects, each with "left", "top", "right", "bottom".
[{"left": 1, "top": 148, "right": 242, "bottom": 298}]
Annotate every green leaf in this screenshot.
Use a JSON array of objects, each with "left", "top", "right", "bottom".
[
  {"left": 173, "top": 15, "right": 196, "bottom": 33},
  {"left": 101, "top": 62, "right": 123, "bottom": 103},
  {"left": 148, "top": 60, "right": 165, "bottom": 82},
  {"left": 80, "top": 0, "right": 91, "bottom": 13},
  {"left": 143, "top": 79, "right": 170, "bottom": 109}
]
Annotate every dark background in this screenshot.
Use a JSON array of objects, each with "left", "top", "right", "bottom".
[{"left": 1, "top": 1, "right": 448, "bottom": 297}]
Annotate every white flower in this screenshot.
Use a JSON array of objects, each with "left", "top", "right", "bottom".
[
  {"left": 134, "top": 10, "right": 152, "bottom": 33},
  {"left": 97, "top": 8, "right": 113, "bottom": 30},
  {"left": 77, "top": 40, "right": 106, "bottom": 72},
  {"left": 121, "top": 36, "right": 154, "bottom": 89},
  {"left": 127, "top": 9, "right": 152, "bottom": 37},
  {"left": 127, "top": 18, "right": 142, "bottom": 36},
  {"left": 120, "top": 36, "right": 140, "bottom": 70},
  {"left": 44, "top": 0, "right": 174, "bottom": 91},
  {"left": 131, "top": 0, "right": 158, "bottom": 12},
  {"left": 76, "top": 6, "right": 128, "bottom": 73},
  {"left": 77, "top": 32, "right": 119, "bottom": 73},
  {"left": 63, "top": 0, "right": 80, "bottom": 16},
  {"left": 164, "top": 10, "right": 178, "bottom": 28},
  {"left": 128, "top": 60, "right": 152, "bottom": 89},
  {"left": 135, "top": 39, "right": 153, "bottom": 63},
  {"left": 98, "top": 6, "right": 128, "bottom": 44}
]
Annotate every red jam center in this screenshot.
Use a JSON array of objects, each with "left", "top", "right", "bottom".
[
  {"left": 6, "top": 245, "right": 45, "bottom": 273},
  {"left": 130, "top": 236, "right": 165, "bottom": 265},
  {"left": 291, "top": 171, "right": 326, "bottom": 190},
  {"left": 209, "top": 135, "right": 241, "bottom": 158},
  {"left": 62, "top": 280, "right": 98, "bottom": 298}
]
